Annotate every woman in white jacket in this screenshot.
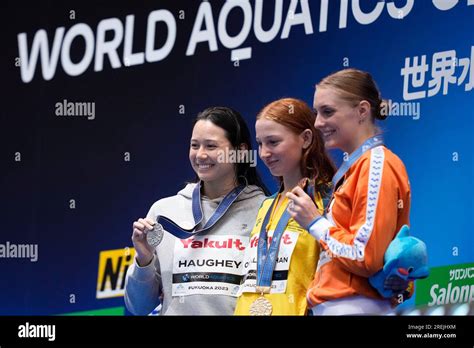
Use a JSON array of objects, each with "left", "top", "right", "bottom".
[{"left": 125, "top": 106, "right": 269, "bottom": 315}]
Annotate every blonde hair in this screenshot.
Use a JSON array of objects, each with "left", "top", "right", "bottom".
[{"left": 316, "top": 68, "right": 388, "bottom": 121}]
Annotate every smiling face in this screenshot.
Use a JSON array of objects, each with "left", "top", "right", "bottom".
[
  {"left": 313, "top": 87, "right": 361, "bottom": 153},
  {"left": 255, "top": 118, "right": 306, "bottom": 179},
  {"left": 189, "top": 120, "right": 236, "bottom": 186}
]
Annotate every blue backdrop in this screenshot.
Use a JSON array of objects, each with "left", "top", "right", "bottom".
[{"left": 1, "top": 0, "right": 472, "bottom": 315}]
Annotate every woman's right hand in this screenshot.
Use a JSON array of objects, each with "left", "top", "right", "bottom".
[{"left": 132, "top": 218, "right": 156, "bottom": 266}]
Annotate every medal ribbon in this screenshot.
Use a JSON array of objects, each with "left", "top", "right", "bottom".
[
  {"left": 157, "top": 181, "right": 246, "bottom": 239},
  {"left": 330, "top": 135, "right": 384, "bottom": 198}
]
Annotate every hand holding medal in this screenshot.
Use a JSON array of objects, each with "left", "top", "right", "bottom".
[
  {"left": 131, "top": 182, "right": 245, "bottom": 267},
  {"left": 131, "top": 218, "right": 157, "bottom": 267}
]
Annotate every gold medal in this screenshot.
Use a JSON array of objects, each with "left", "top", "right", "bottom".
[{"left": 249, "top": 296, "right": 273, "bottom": 316}]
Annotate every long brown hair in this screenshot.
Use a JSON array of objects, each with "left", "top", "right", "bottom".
[{"left": 257, "top": 98, "right": 335, "bottom": 185}]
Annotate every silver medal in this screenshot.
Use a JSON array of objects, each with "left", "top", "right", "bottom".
[{"left": 146, "top": 223, "right": 164, "bottom": 247}]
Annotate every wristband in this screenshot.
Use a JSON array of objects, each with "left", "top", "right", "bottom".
[{"left": 306, "top": 215, "right": 323, "bottom": 231}]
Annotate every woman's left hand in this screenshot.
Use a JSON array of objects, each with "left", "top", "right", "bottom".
[{"left": 286, "top": 186, "right": 321, "bottom": 229}]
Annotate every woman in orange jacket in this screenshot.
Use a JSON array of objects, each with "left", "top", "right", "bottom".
[{"left": 287, "top": 69, "right": 411, "bottom": 315}]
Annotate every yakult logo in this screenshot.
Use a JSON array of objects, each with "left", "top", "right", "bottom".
[
  {"left": 180, "top": 237, "right": 246, "bottom": 251},
  {"left": 249, "top": 233, "right": 293, "bottom": 248}
]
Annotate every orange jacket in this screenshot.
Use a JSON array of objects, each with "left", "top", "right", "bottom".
[{"left": 307, "top": 145, "right": 411, "bottom": 305}]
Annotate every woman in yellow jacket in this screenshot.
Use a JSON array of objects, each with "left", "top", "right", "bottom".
[
  {"left": 234, "top": 98, "right": 335, "bottom": 315},
  {"left": 288, "top": 69, "right": 412, "bottom": 315}
]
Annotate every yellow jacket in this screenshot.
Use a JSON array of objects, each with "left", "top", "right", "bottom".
[{"left": 235, "top": 188, "right": 326, "bottom": 315}]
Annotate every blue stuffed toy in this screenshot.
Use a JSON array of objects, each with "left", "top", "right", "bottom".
[{"left": 369, "top": 225, "right": 429, "bottom": 298}]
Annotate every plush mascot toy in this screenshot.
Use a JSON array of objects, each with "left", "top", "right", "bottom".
[{"left": 369, "top": 225, "right": 429, "bottom": 298}]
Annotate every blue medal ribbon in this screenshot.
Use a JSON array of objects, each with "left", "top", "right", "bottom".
[
  {"left": 330, "top": 135, "right": 384, "bottom": 198},
  {"left": 255, "top": 180, "right": 316, "bottom": 292},
  {"left": 157, "top": 181, "right": 246, "bottom": 239}
]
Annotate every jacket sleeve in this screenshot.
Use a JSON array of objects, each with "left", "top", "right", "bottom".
[
  {"left": 124, "top": 253, "right": 163, "bottom": 315},
  {"left": 124, "top": 202, "right": 164, "bottom": 315},
  {"left": 309, "top": 147, "right": 405, "bottom": 278}
]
